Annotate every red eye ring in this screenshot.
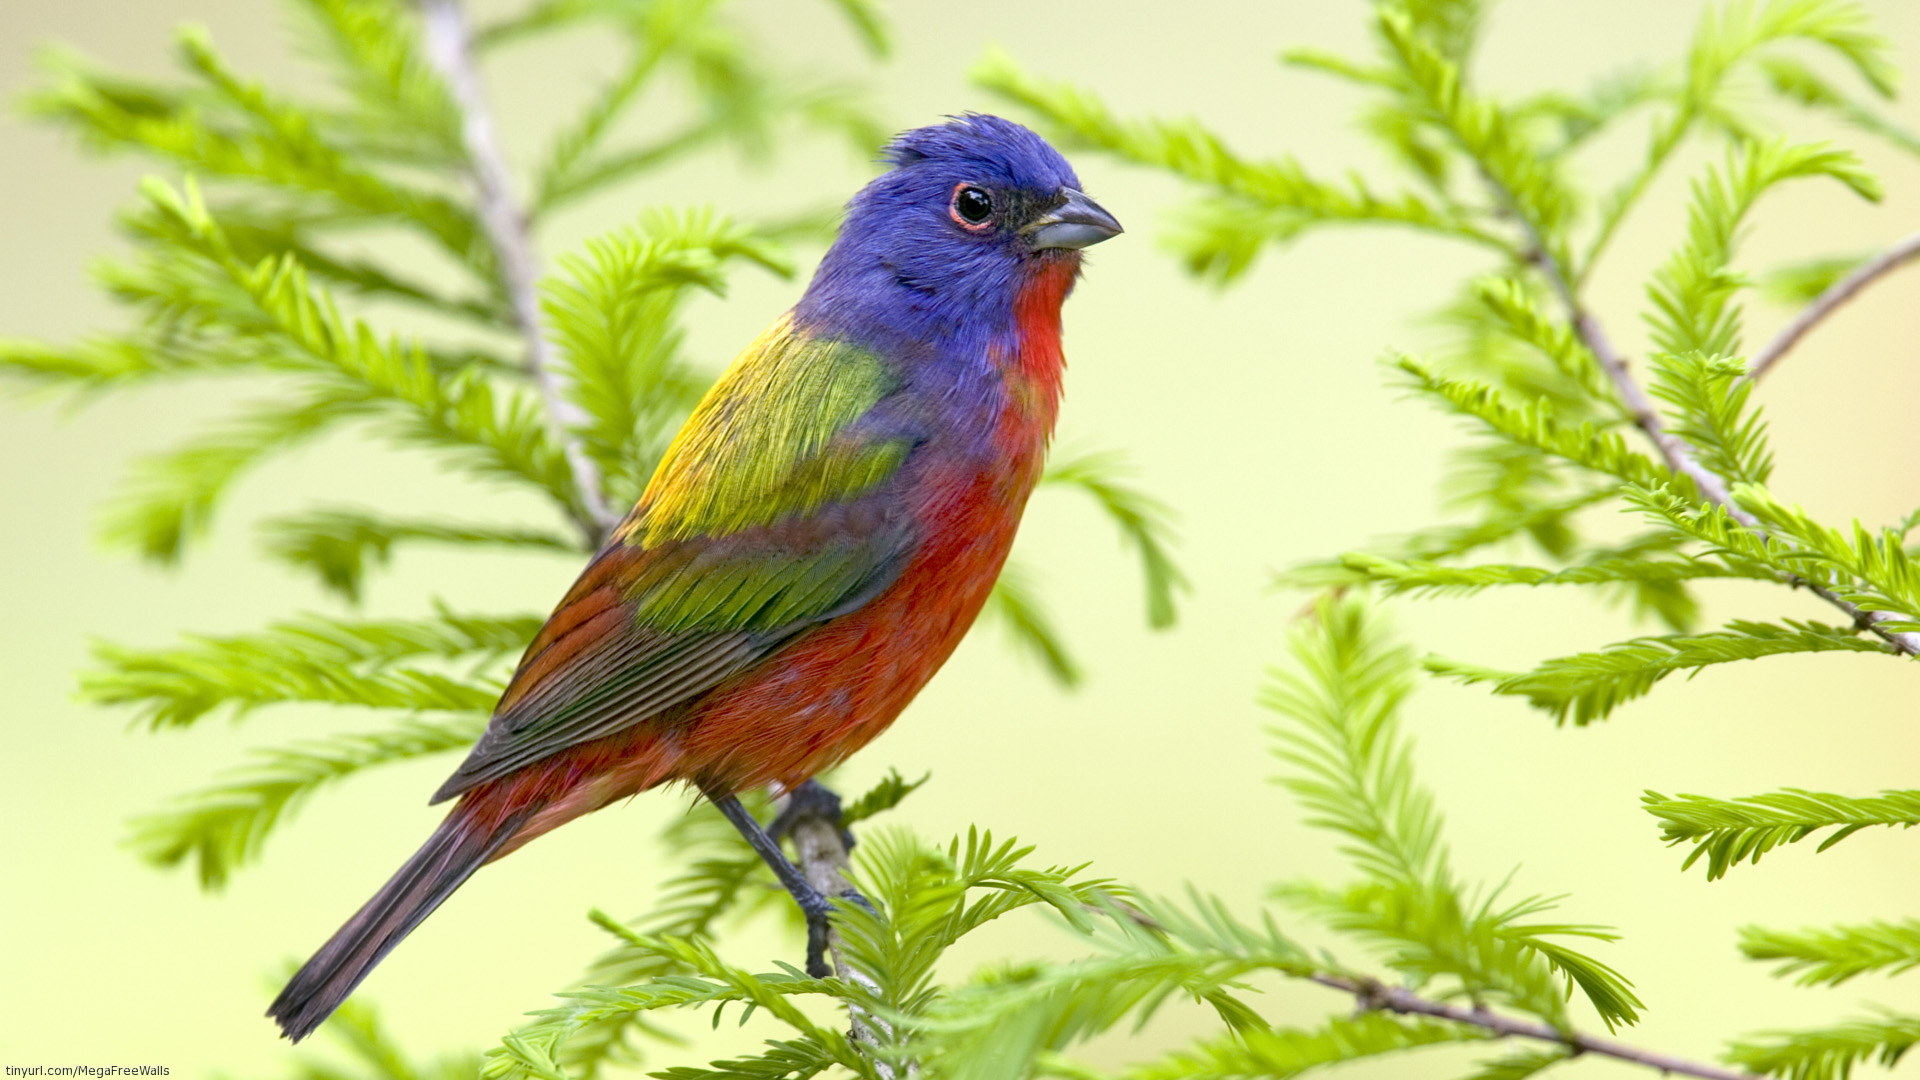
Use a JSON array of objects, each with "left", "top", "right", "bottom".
[{"left": 949, "top": 183, "right": 995, "bottom": 231}]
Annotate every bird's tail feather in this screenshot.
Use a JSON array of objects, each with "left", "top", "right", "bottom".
[{"left": 267, "top": 802, "right": 535, "bottom": 1042}]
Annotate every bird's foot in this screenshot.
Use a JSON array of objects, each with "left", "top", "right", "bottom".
[
  {"left": 711, "top": 780, "right": 869, "bottom": 979},
  {"left": 799, "top": 887, "right": 878, "bottom": 979},
  {"left": 799, "top": 888, "right": 834, "bottom": 979},
  {"left": 769, "top": 779, "right": 856, "bottom": 851}
]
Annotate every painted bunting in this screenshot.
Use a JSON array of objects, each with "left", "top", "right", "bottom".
[{"left": 268, "top": 114, "right": 1121, "bottom": 1042}]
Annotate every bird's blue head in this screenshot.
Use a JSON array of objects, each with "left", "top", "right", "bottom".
[{"left": 798, "top": 114, "right": 1121, "bottom": 349}]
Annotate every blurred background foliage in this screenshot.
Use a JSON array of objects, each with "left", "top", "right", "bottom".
[{"left": 1, "top": 1, "right": 1918, "bottom": 1079}]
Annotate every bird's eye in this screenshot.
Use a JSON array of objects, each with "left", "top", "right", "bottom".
[{"left": 951, "top": 185, "right": 994, "bottom": 227}]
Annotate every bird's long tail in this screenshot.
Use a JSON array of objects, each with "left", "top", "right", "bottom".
[{"left": 268, "top": 800, "right": 536, "bottom": 1042}]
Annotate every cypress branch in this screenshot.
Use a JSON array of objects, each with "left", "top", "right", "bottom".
[
  {"left": 202, "top": 211, "right": 504, "bottom": 323},
  {"left": 1421, "top": 51, "right": 1920, "bottom": 655},
  {"left": 1395, "top": 358, "right": 1671, "bottom": 489},
  {"left": 983, "top": 562, "right": 1083, "bottom": 688},
  {"left": 85, "top": 652, "right": 498, "bottom": 727},
  {"left": 1430, "top": 619, "right": 1893, "bottom": 726},
  {"left": 1741, "top": 919, "right": 1920, "bottom": 987},
  {"left": 1581, "top": 0, "right": 1894, "bottom": 279},
  {"left": 130, "top": 714, "right": 485, "bottom": 889},
  {"left": 31, "top": 34, "right": 480, "bottom": 258},
  {"left": 1125, "top": 1014, "right": 1487, "bottom": 1080},
  {"left": 139, "top": 179, "right": 583, "bottom": 513},
  {"left": 1263, "top": 597, "right": 1439, "bottom": 888},
  {"left": 972, "top": 47, "right": 1510, "bottom": 274},
  {"left": 1267, "top": 597, "right": 1641, "bottom": 1027},
  {"left": 530, "top": 8, "right": 684, "bottom": 213},
  {"left": 1644, "top": 788, "right": 1920, "bottom": 879},
  {"left": 1042, "top": 452, "right": 1186, "bottom": 629},
  {"left": 83, "top": 611, "right": 530, "bottom": 728},
  {"left": 543, "top": 209, "right": 790, "bottom": 504},
  {"left": 100, "top": 391, "right": 375, "bottom": 562},
  {"left": 1330, "top": 552, "right": 1748, "bottom": 597},
  {"left": 261, "top": 509, "right": 578, "bottom": 601},
  {"left": 291, "top": 0, "right": 464, "bottom": 164},
  {"left": 1726, "top": 1011, "right": 1920, "bottom": 1080},
  {"left": 917, "top": 884, "right": 1704, "bottom": 1080},
  {"left": 1760, "top": 52, "right": 1920, "bottom": 159}
]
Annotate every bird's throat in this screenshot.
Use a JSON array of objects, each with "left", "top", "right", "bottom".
[{"left": 1004, "top": 257, "right": 1077, "bottom": 426}]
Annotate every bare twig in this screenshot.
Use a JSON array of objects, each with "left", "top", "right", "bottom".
[
  {"left": 780, "top": 787, "right": 911, "bottom": 1079},
  {"left": 1311, "top": 973, "right": 1760, "bottom": 1080},
  {"left": 1497, "top": 186, "right": 1920, "bottom": 656},
  {"left": 418, "top": 0, "right": 618, "bottom": 547},
  {"left": 1747, "top": 230, "right": 1920, "bottom": 381}
]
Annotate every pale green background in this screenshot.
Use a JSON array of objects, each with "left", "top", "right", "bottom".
[{"left": 3, "top": 1, "right": 1919, "bottom": 1076}]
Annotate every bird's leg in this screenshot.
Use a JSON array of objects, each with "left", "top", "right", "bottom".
[{"left": 702, "top": 785, "right": 837, "bottom": 978}]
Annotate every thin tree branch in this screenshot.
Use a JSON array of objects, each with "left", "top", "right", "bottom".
[
  {"left": 1519, "top": 229, "right": 1744, "bottom": 512},
  {"left": 1747, "top": 229, "right": 1920, "bottom": 381},
  {"left": 418, "top": 0, "right": 618, "bottom": 547},
  {"left": 780, "top": 785, "right": 911, "bottom": 1079},
  {"left": 1312, "top": 973, "right": 1759, "bottom": 1080},
  {"left": 1491, "top": 178, "right": 1920, "bottom": 656}
]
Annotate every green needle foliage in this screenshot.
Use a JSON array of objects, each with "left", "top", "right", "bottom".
[
  {"left": 82, "top": 608, "right": 536, "bottom": 728},
  {"left": 985, "top": 0, "right": 1920, "bottom": 1075},
  {"left": 132, "top": 714, "right": 489, "bottom": 890},
  {"left": 1265, "top": 600, "right": 1641, "bottom": 1031},
  {"left": 1741, "top": 919, "right": 1920, "bottom": 987},
  {"left": 1644, "top": 788, "right": 1920, "bottom": 879},
  {"left": 283, "top": 998, "right": 483, "bottom": 1080},
  {"left": 1428, "top": 619, "right": 1897, "bottom": 726},
  {"left": 1728, "top": 1013, "right": 1920, "bottom": 1080},
  {"left": 260, "top": 510, "right": 578, "bottom": 602}
]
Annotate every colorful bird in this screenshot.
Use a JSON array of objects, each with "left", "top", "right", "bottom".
[{"left": 268, "top": 114, "right": 1121, "bottom": 1042}]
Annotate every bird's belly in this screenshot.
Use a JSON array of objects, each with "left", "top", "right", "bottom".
[
  {"left": 487, "top": 515, "right": 1016, "bottom": 854},
  {"left": 675, "top": 499, "right": 1022, "bottom": 792}
]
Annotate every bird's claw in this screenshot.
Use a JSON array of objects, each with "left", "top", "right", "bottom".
[
  {"left": 768, "top": 779, "right": 855, "bottom": 850},
  {"left": 836, "top": 887, "right": 876, "bottom": 917},
  {"left": 798, "top": 886, "right": 879, "bottom": 979},
  {"left": 804, "top": 916, "right": 832, "bottom": 979}
]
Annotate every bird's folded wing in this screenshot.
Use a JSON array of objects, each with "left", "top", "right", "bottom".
[{"left": 431, "top": 322, "right": 916, "bottom": 804}]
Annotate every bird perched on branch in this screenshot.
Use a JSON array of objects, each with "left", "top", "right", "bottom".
[{"left": 269, "top": 113, "right": 1121, "bottom": 1042}]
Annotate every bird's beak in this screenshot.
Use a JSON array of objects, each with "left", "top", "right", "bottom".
[{"left": 1025, "top": 189, "right": 1123, "bottom": 250}]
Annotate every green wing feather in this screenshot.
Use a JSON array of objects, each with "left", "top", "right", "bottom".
[
  {"left": 431, "top": 317, "right": 916, "bottom": 802},
  {"left": 635, "top": 313, "right": 911, "bottom": 547}
]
